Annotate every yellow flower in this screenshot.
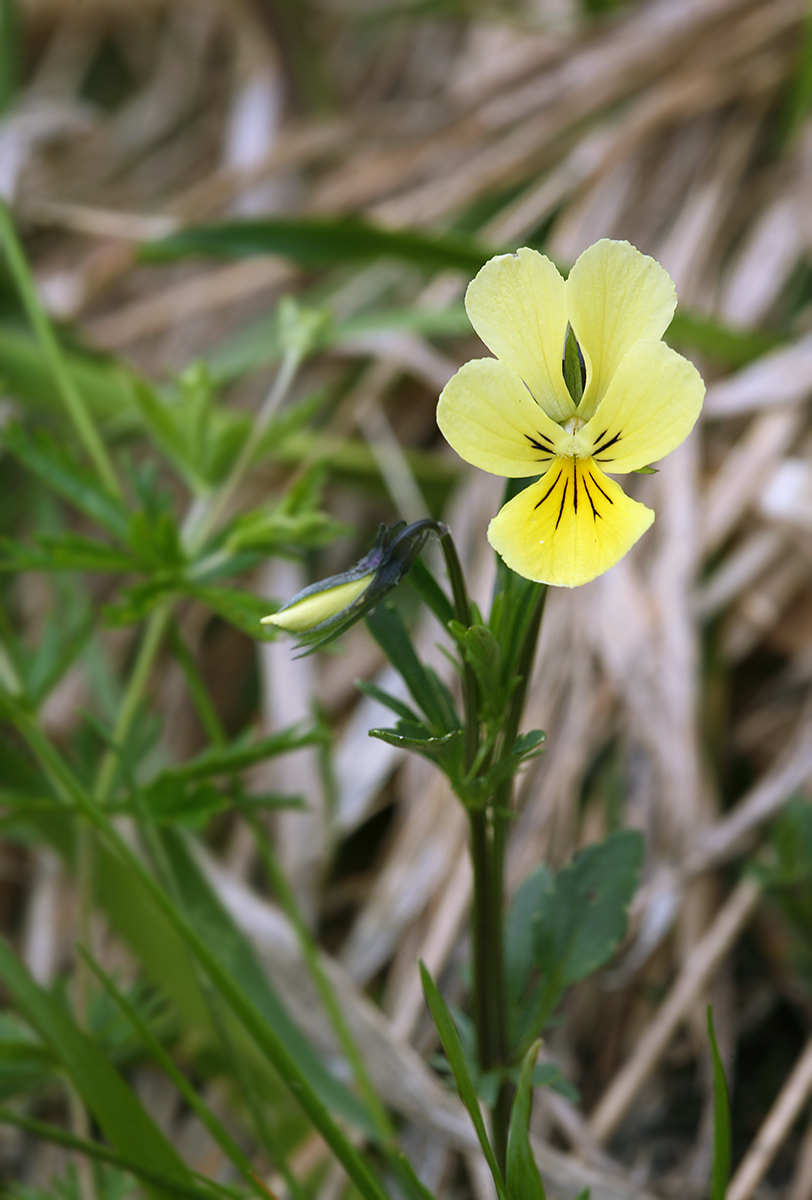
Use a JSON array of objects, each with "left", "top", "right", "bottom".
[{"left": 437, "top": 240, "right": 705, "bottom": 587}]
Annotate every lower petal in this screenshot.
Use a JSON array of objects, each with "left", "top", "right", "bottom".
[{"left": 487, "top": 458, "right": 654, "bottom": 587}]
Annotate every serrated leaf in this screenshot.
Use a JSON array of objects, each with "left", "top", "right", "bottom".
[
  {"left": 506, "top": 1042, "right": 546, "bottom": 1200},
  {"left": 2, "top": 424, "right": 128, "bottom": 538}
]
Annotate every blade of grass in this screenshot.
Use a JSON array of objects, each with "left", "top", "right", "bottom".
[
  {"left": 419, "top": 961, "right": 507, "bottom": 1200},
  {"left": 707, "top": 1006, "right": 732, "bottom": 1200},
  {"left": 0, "top": 0, "right": 20, "bottom": 115},
  {"left": 0, "top": 695, "right": 392, "bottom": 1200},
  {"left": 79, "top": 949, "right": 264, "bottom": 1196},
  {"left": 0, "top": 1107, "right": 240, "bottom": 1200},
  {"left": 0, "top": 940, "right": 196, "bottom": 1200}
]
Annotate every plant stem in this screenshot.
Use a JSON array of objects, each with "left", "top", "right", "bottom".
[
  {"left": 0, "top": 202, "right": 122, "bottom": 500},
  {"left": 182, "top": 347, "right": 301, "bottom": 554},
  {"left": 469, "top": 805, "right": 510, "bottom": 1170},
  {"left": 470, "top": 581, "right": 548, "bottom": 1172}
]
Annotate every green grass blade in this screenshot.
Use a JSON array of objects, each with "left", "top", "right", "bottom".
[
  {"left": 0, "top": 1107, "right": 239, "bottom": 1200},
  {"left": 0, "top": 204, "right": 122, "bottom": 498},
  {"left": 1, "top": 695, "right": 393, "bottom": 1200},
  {"left": 80, "top": 949, "right": 262, "bottom": 1194},
  {"left": 142, "top": 216, "right": 491, "bottom": 274},
  {"left": 0, "top": 0, "right": 20, "bottom": 115},
  {"left": 419, "top": 961, "right": 507, "bottom": 1200},
  {"left": 707, "top": 1006, "right": 732, "bottom": 1200},
  {"left": 0, "top": 941, "right": 196, "bottom": 1200}
]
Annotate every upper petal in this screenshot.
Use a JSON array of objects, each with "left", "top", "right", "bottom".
[
  {"left": 437, "top": 357, "right": 568, "bottom": 478},
  {"left": 566, "top": 239, "right": 677, "bottom": 422},
  {"left": 487, "top": 457, "right": 654, "bottom": 587},
  {"left": 582, "top": 339, "right": 705, "bottom": 474},
  {"left": 464, "top": 248, "right": 575, "bottom": 423}
]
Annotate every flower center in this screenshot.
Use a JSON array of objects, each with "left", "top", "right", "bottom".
[{"left": 563, "top": 416, "right": 585, "bottom": 435}]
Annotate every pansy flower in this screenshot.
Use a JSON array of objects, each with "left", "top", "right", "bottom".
[{"left": 437, "top": 239, "right": 705, "bottom": 587}]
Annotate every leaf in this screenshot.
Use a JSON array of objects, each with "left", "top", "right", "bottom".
[
  {"left": 707, "top": 1007, "right": 732, "bottom": 1200},
  {"left": 2, "top": 424, "right": 129, "bottom": 538},
  {"left": 506, "top": 831, "right": 644, "bottom": 1047},
  {"left": 0, "top": 1013, "right": 55, "bottom": 1100},
  {"left": 0, "top": 325, "right": 133, "bottom": 420},
  {"left": 0, "top": 533, "right": 136, "bottom": 574},
  {"left": 369, "top": 725, "right": 462, "bottom": 763},
  {"left": 183, "top": 584, "right": 281, "bottom": 641},
  {"left": 419, "top": 962, "right": 507, "bottom": 1200},
  {"left": 167, "top": 724, "right": 327, "bottom": 782},
  {"left": 506, "top": 1042, "right": 546, "bottom": 1200},
  {"left": 366, "top": 602, "right": 460, "bottom": 734},
  {"left": 133, "top": 777, "right": 228, "bottom": 828},
  {"left": 158, "top": 831, "right": 375, "bottom": 1137},
  {"left": 0, "top": 941, "right": 196, "bottom": 1200},
  {"left": 0, "top": 0, "right": 20, "bottom": 116},
  {"left": 355, "top": 679, "right": 423, "bottom": 724},
  {"left": 143, "top": 216, "right": 491, "bottom": 275}
]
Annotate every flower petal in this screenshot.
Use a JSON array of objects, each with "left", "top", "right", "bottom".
[
  {"left": 464, "top": 248, "right": 575, "bottom": 422},
  {"left": 566, "top": 240, "right": 677, "bottom": 422},
  {"left": 583, "top": 339, "right": 705, "bottom": 474},
  {"left": 437, "top": 357, "right": 568, "bottom": 478},
  {"left": 487, "top": 457, "right": 654, "bottom": 587}
]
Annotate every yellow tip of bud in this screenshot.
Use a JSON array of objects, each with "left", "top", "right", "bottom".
[{"left": 261, "top": 573, "right": 374, "bottom": 634}]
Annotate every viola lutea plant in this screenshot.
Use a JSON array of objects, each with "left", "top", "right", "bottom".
[{"left": 266, "top": 239, "right": 705, "bottom": 1196}]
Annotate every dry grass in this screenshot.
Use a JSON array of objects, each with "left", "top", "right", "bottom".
[{"left": 4, "top": 0, "right": 812, "bottom": 1197}]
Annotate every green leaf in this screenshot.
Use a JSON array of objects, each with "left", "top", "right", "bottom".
[
  {"left": 158, "top": 830, "right": 375, "bottom": 1137},
  {"left": 0, "top": 533, "right": 136, "bottom": 574},
  {"left": 132, "top": 777, "right": 228, "bottom": 828},
  {"left": 183, "top": 584, "right": 280, "bottom": 641},
  {"left": 419, "top": 962, "right": 507, "bottom": 1200},
  {"left": 143, "top": 216, "right": 491, "bottom": 275},
  {"left": 407, "top": 556, "right": 455, "bottom": 630},
  {"left": 366, "top": 602, "right": 460, "bottom": 734},
  {"left": 707, "top": 1007, "right": 732, "bottom": 1200},
  {"left": 2, "top": 424, "right": 129, "bottom": 538},
  {"left": 0, "top": 941, "right": 195, "bottom": 1200},
  {"left": 369, "top": 725, "right": 462, "bottom": 765},
  {"left": 0, "top": 325, "right": 133, "bottom": 421},
  {"left": 166, "top": 724, "right": 327, "bottom": 782},
  {"left": 0, "top": 0, "right": 20, "bottom": 116},
  {"left": 506, "top": 1042, "right": 546, "bottom": 1200},
  {"left": 355, "top": 679, "right": 423, "bottom": 724},
  {"left": 506, "top": 831, "right": 644, "bottom": 1047},
  {"left": 0, "top": 1013, "right": 55, "bottom": 1100}
]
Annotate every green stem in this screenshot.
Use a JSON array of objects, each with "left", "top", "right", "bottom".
[
  {"left": 0, "top": 202, "right": 122, "bottom": 500},
  {"left": 469, "top": 582, "right": 548, "bottom": 1173},
  {"left": 182, "top": 347, "right": 301, "bottom": 554}
]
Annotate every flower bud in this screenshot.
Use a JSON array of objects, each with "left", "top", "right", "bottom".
[{"left": 262, "top": 518, "right": 446, "bottom": 652}]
